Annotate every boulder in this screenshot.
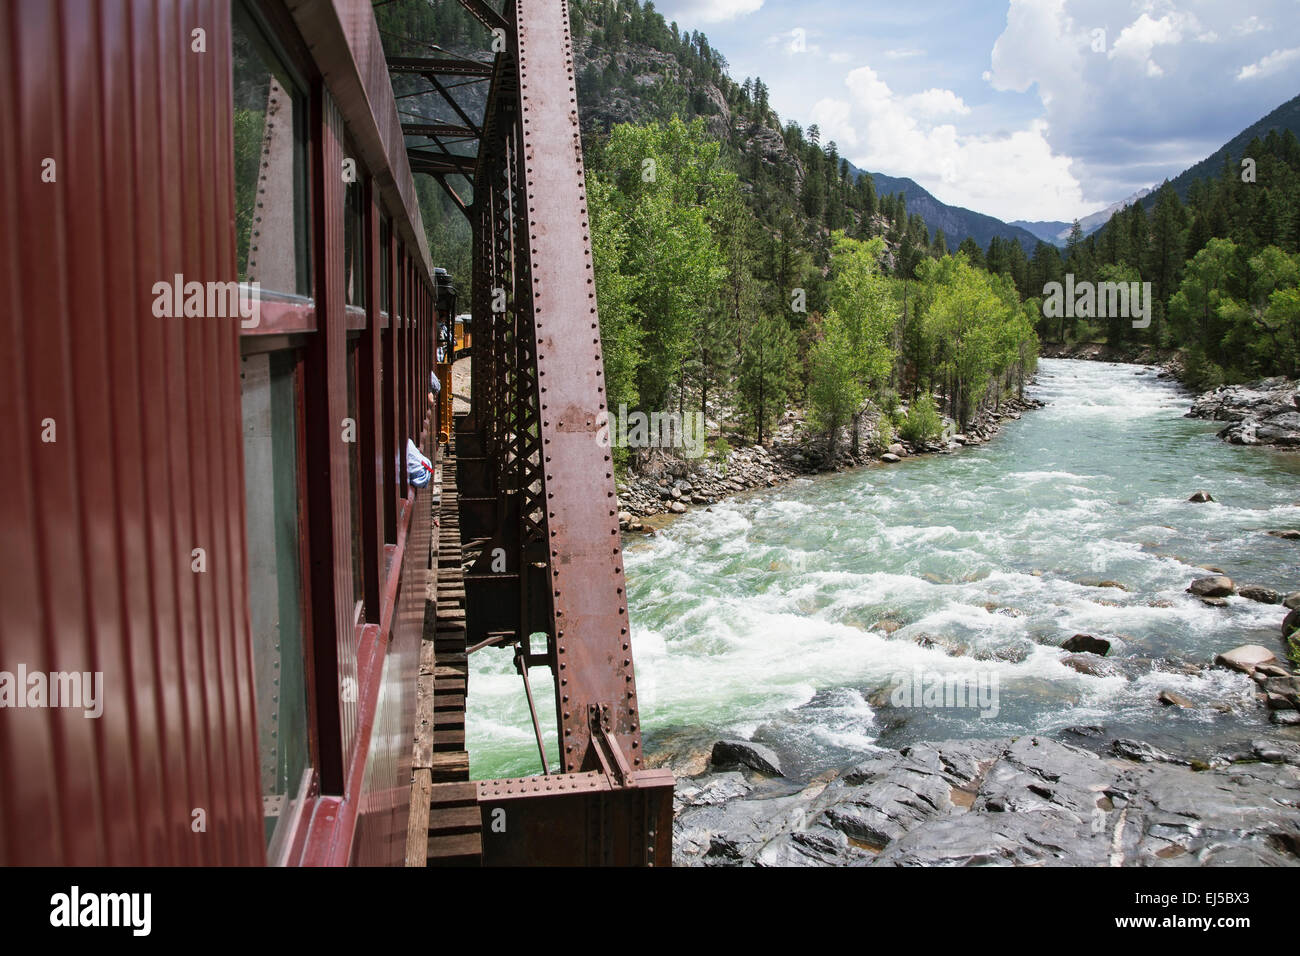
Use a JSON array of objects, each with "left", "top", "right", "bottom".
[
  {"left": 710, "top": 739, "right": 784, "bottom": 777},
  {"left": 1061, "top": 634, "right": 1111, "bottom": 656},
  {"left": 1187, "top": 575, "right": 1234, "bottom": 598},
  {"left": 1187, "top": 491, "right": 1215, "bottom": 503},
  {"left": 1213, "top": 644, "right": 1277, "bottom": 673},
  {"left": 1238, "top": 585, "right": 1282, "bottom": 604},
  {"left": 1267, "top": 530, "right": 1300, "bottom": 540},
  {"left": 880, "top": 453, "right": 901, "bottom": 463},
  {"left": 1060, "top": 653, "right": 1121, "bottom": 677},
  {"left": 669, "top": 501, "right": 687, "bottom": 514},
  {"left": 1158, "top": 690, "right": 1195, "bottom": 708},
  {"left": 1284, "top": 608, "right": 1300, "bottom": 638},
  {"left": 1286, "top": 592, "right": 1300, "bottom": 610}
]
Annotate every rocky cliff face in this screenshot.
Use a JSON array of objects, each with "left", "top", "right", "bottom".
[{"left": 571, "top": 34, "right": 809, "bottom": 192}]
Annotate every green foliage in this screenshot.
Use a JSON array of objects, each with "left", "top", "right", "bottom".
[
  {"left": 590, "top": 118, "right": 734, "bottom": 411},
  {"left": 1059, "top": 128, "right": 1300, "bottom": 379},
  {"left": 869, "top": 416, "right": 894, "bottom": 455},
  {"left": 587, "top": 176, "right": 644, "bottom": 411},
  {"left": 808, "top": 321, "right": 862, "bottom": 454},
  {"left": 898, "top": 391, "right": 943, "bottom": 444},
  {"left": 736, "top": 312, "right": 797, "bottom": 443}
]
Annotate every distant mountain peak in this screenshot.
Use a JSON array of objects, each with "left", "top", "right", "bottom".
[{"left": 850, "top": 164, "right": 1045, "bottom": 254}]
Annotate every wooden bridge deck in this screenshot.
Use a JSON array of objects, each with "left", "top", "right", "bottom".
[{"left": 406, "top": 440, "right": 481, "bottom": 866}]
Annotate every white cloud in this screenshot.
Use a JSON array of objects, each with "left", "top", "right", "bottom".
[
  {"left": 809, "top": 98, "right": 859, "bottom": 148},
  {"left": 1236, "top": 46, "right": 1300, "bottom": 80},
  {"left": 904, "top": 88, "right": 972, "bottom": 118},
  {"left": 1107, "top": 11, "right": 1202, "bottom": 75},
  {"left": 824, "top": 64, "right": 1089, "bottom": 220},
  {"left": 884, "top": 48, "right": 924, "bottom": 59},
  {"left": 988, "top": 0, "right": 1084, "bottom": 106},
  {"left": 663, "top": 0, "right": 762, "bottom": 24},
  {"left": 985, "top": 0, "right": 1300, "bottom": 209}
]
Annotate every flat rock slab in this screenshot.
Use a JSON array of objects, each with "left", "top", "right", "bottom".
[
  {"left": 1215, "top": 644, "right": 1278, "bottom": 673},
  {"left": 674, "top": 735, "right": 1300, "bottom": 867}
]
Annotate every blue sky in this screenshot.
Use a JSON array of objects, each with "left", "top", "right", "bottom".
[{"left": 656, "top": 0, "right": 1300, "bottom": 223}]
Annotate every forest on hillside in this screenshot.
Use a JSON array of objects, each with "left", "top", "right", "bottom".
[
  {"left": 376, "top": 0, "right": 1300, "bottom": 454},
  {"left": 1049, "top": 133, "right": 1300, "bottom": 389}
]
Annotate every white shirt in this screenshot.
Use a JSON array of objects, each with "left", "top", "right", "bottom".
[{"left": 406, "top": 438, "right": 433, "bottom": 487}]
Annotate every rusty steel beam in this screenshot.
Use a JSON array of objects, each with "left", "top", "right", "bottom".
[
  {"left": 457, "top": 0, "right": 510, "bottom": 35},
  {"left": 511, "top": 0, "right": 647, "bottom": 779},
  {"left": 387, "top": 55, "right": 495, "bottom": 78},
  {"left": 401, "top": 122, "right": 478, "bottom": 139},
  {"left": 433, "top": 0, "right": 675, "bottom": 865},
  {"left": 477, "top": 770, "right": 674, "bottom": 866}
]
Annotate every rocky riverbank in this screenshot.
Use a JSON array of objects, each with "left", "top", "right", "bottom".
[
  {"left": 670, "top": 729, "right": 1300, "bottom": 866},
  {"left": 616, "top": 396, "right": 1045, "bottom": 529},
  {"left": 1039, "top": 341, "right": 1181, "bottom": 369},
  {"left": 661, "top": 578, "right": 1300, "bottom": 866},
  {"left": 1035, "top": 347, "right": 1300, "bottom": 450},
  {"left": 1186, "top": 376, "right": 1300, "bottom": 448}
]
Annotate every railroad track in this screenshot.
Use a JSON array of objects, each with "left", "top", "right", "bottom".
[{"left": 406, "top": 437, "right": 481, "bottom": 866}]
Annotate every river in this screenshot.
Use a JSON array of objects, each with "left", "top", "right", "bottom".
[{"left": 468, "top": 359, "right": 1300, "bottom": 781}]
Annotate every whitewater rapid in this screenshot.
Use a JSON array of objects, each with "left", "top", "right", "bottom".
[{"left": 469, "top": 359, "right": 1300, "bottom": 780}]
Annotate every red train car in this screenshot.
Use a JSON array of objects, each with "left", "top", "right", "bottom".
[{"left": 0, "top": 0, "right": 449, "bottom": 865}]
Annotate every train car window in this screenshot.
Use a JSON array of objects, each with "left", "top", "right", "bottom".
[
  {"left": 240, "top": 351, "right": 313, "bottom": 850},
  {"left": 344, "top": 160, "right": 367, "bottom": 307},
  {"left": 380, "top": 216, "right": 391, "bottom": 315},
  {"left": 232, "top": 0, "right": 311, "bottom": 297},
  {"left": 346, "top": 340, "right": 364, "bottom": 610}
]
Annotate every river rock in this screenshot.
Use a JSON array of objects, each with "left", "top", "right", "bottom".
[
  {"left": 1158, "top": 690, "right": 1195, "bottom": 708},
  {"left": 880, "top": 453, "right": 901, "bottom": 463},
  {"left": 1187, "top": 490, "right": 1215, "bottom": 503},
  {"left": 1112, "top": 738, "right": 1189, "bottom": 765},
  {"left": 1284, "top": 608, "right": 1300, "bottom": 638},
  {"left": 674, "top": 734, "right": 1300, "bottom": 866},
  {"left": 1060, "top": 653, "right": 1121, "bottom": 677},
  {"left": 1061, "top": 633, "right": 1111, "bottom": 656},
  {"left": 1187, "top": 575, "right": 1234, "bottom": 598},
  {"left": 1286, "top": 592, "right": 1300, "bottom": 610},
  {"left": 887, "top": 443, "right": 905, "bottom": 457},
  {"left": 1188, "top": 377, "right": 1300, "bottom": 447},
  {"left": 675, "top": 772, "right": 752, "bottom": 810},
  {"left": 1214, "top": 644, "right": 1277, "bottom": 673},
  {"left": 669, "top": 500, "right": 687, "bottom": 514},
  {"left": 1238, "top": 585, "right": 1282, "bottom": 604},
  {"left": 1267, "top": 530, "right": 1300, "bottom": 540},
  {"left": 710, "top": 739, "right": 784, "bottom": 777}
]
